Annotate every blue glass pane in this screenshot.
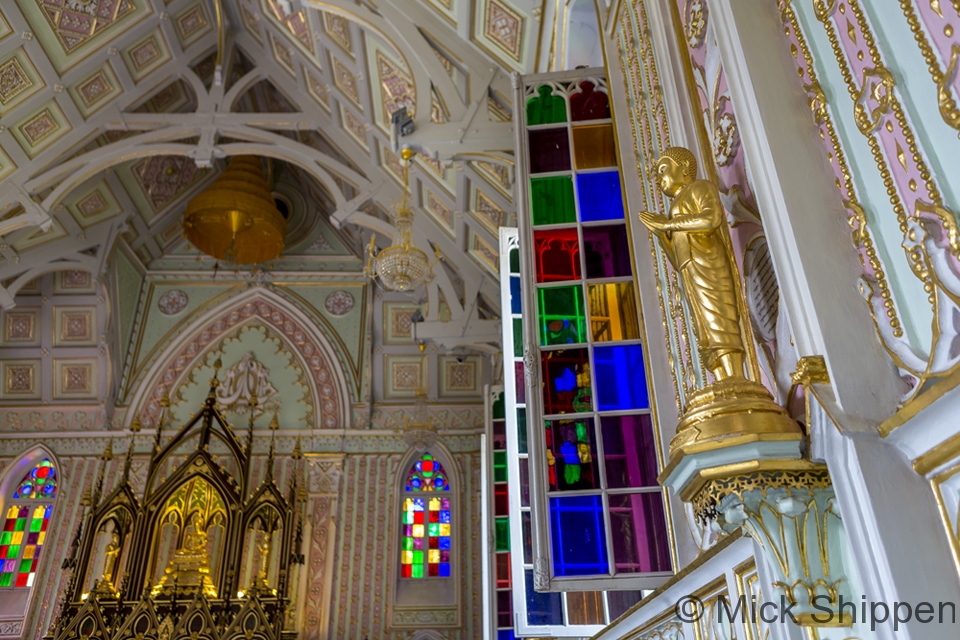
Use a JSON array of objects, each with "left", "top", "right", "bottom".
[
  {"left": 497, "top": 630, "right": 516, "bottom": 640},
  {"left": 510, "top": 277, "right": 522, "bottom": 314},
  {"left": 593, "top": 344, "right": 650, "bottom": 411},
  {"left": 549, "top": 495, "right": 608, "bottom": 576},
  {"left": 577, "top": 171, "right": 624, "bottom": 222},
  {"left": 524, "top": 570, "right": 563, "bottom": 625}
]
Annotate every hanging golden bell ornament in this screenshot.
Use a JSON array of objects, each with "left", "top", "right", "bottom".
[{"left": 183, "top": 155, "right": 286, "bottom": 265}]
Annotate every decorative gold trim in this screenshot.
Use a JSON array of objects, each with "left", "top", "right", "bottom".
[
  {"left": 690, "top": 463, "right": 831, "bottom": 519},
  {"left": 881, "top": 364, "right": 960, "bottom": 437}
]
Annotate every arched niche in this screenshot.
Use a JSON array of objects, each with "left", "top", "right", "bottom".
[
  {"left": 390, "top": 444, "right": 462, "bottom": 629},
  {"left": 0, "top": 446, "right": 62, "bottom": 626},
  {"left": 126, "top": 287, "right": 353, "bottom": 432}
]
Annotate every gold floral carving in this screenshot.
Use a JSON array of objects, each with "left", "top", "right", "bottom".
[
  {"left": 0, "top": 56, "right": 31, "bottom": 105},
  {"left": 692, "top": 467, "right": 832, "bottom": 521},
  {"left": 853, "top": 66, "right": 894, "bottom": 135}
]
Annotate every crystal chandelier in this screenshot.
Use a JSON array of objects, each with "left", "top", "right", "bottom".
[{"left": 366, "top": 148, "right": 437, "bottom": 292}]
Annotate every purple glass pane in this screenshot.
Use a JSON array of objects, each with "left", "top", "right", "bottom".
[
  {"left": 514, "top": 362, "right": 526, "bottom": 405},
  {"left": 528, "top": 128, "right": 571, "bottom": 174},
  {"left": 518, "top": 458, "right": 530, "bottom": 507},
  {"left": 583, "top": 224, "right": 632, "bottom": 279},
  {"left": 600, "top": 415, "right": 659, "bottom": 488},
  {"left": 609, "top": 492, "right": 672, "bottom": 573},
  {"left": 541, "top": 348, "right": 591, "bottom": 415}
]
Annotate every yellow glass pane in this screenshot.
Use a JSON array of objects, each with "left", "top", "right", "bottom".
[
  {"left": 572, "top": 124, "right": 617, "bottom": 169},
  {"left": 588, "top": 282, "right": 640, "bottom": 342},
  {"left": 401, "top": 550, "right": 413, "bottom": 564},
  {"left": 428, "top": 497, "right": 440, "bottom": 511},
  {"left": 412, "top": 524, "right": 424, "bottom": 538},
  {"left": 32, "top": 506, "right": 45, "bottom": 519},
  {"left": 428, "top": 550, "right": 440, "bottom": 564},
  {"left": 5, "top": 505, "right": 16, "bottom": 518},
  {"left": 22, "top": 545, "right": 34, "bottom": 559},
  {"left": 439, "top": 524, "right": 450, "bottom": 537},
  {"left": 11, "top": 531, "right": 22, "bottom": 545},
  {"left": 38, "top": 532, "right": 45, "bottom": 545}
]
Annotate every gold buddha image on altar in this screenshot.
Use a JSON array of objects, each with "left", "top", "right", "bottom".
[
  {"left": 637, "top": 146, "right": 745, "bottom": 382},
  {"left": 151, "top": 513, "right": 217, "bottom": 598}
]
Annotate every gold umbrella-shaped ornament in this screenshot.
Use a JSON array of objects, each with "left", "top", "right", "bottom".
[{"left": 183, "top": 156, "right": 286, "bottom": 265}]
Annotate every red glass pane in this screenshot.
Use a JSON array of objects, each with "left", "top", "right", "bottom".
[
  {"left": 428, "top": 564, "right": 440, "bottom": 577},
  {"left": 15, "top": 573, "right": 27, "bottom": 587},
  {"left": 528, "top": 128, "right": 571, "bottom": 174},
  {"left": 414, "top": 512, "right": 424, "bottom": 524},
  {"left": 495, "top": 553, "right": 511, "bottom": 588},
  {"left": 541, "top": 348, "right": 592, "bottom": 415},
  {"left": 570, "top": 81, "right": 610, "bottom": 121},
  {"left": 494, "top": 484, "right": 509, "bottom": 516},
  {"left": 533, "top": 228, "right": 581, "bottom": 283},
  {"left": 401, "top": 565, "right": 412, "bottom": 578}
]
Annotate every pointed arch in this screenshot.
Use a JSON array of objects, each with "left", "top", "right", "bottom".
[
  {"left": 0, "top": 446, "right": 63, "bottom": 627},
  {"left": 396, "top": 444, "right": 459, "bottom": 581},
  {"left": 126, "top": 287, "right": 352, "bottom": 430}
]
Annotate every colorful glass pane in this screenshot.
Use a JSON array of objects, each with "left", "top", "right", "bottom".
[
  {"left": 526, "top": 85, "right": 567, "bottom": 125},
  {"left": 0, "top": 505, "right": 51, "bottom": 589},
  {"left": 400, "top": 496, "right": 451, "bottom": 579},
  {"left": 13, "top": 459, "right": 56, "bottom": 499},
  {"left": 405, "top": 452, "right": 450, "bottom": 492}
]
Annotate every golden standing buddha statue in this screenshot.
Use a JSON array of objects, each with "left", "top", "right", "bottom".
[
  {"left": 637, "top": 147, "right": 802, "bottom": 487},
  {"left": 637, "top": 147, "right": 745, "bottom": 381}
]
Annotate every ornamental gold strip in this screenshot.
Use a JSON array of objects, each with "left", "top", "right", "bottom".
[
  {"left": 899, "top": 1, "right": 960, "bottom": 132},
  {"left": 781, "top": 1, "right": 903, "bottom": 337}
]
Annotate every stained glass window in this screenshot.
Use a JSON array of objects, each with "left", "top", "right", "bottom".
[
  {"left": 2, "top": 460, "right": 57, "bottom": 588},
  {"left": 400, "top": 497, "right": 451, "bottom": 578},
  {"left": 401, "top": 453, "right": 452, "bottom": 579},
  {"left": 13, "top": 459, "right": 56, "bottom": 499},
  {"left": 404, "top": 452, "right": 450, "bottom": 492}
]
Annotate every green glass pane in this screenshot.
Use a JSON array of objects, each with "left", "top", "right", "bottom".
[
  {"left": 412, "top": 564, "right": 424, "bottom": 578},
  {"left": 537, "top": 286, "right": 587, "bottom": 346},
  {"left": 19, "top": 560, "right": 31, "bottom": 573},
  {"left": 7, "top": 545, "right": 19, "bottom": 558},
  {"left": 403, "top": 537, "right": 414, "bottom": 550},
  {"left": 0, "top": 573, "right": 10, "bottom": 587},
  {"left": 413, "top": 550, "right": 423, "bottom": 564},
  {"left": 0, "top": 532, "right": 10, "bottom": 545},
  {"left": 526, "top": 86, "right": 567, "bottom": 125},
  {"left": 493, "top": 451, "right": 508, "bottom": 483},
  {"left": 428, "top": 523, "right": 440, "bottom": 537},
  {"left": 517, "top": 408, "right": 528, "bottom": 454},
  {"left": 530, "top": 176, "right": 576, "bottom": 226},
  {"left": 14, "top": 519, "right": 25, "bottom": 532},
  {"left": 495, "top": 518, "right": 510, "bottom": 552},
  {"left": 493, "top": 393, "right": 506, "bottom": 420},
  {"left": 29, "top": 519, "right": 42, "bottom": 533},
  {"left": 513, "top": 318, "right": 524, "bottom": 357},
  {"left": 510, "top": 247, "right": 521, "bottom": 274}
]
